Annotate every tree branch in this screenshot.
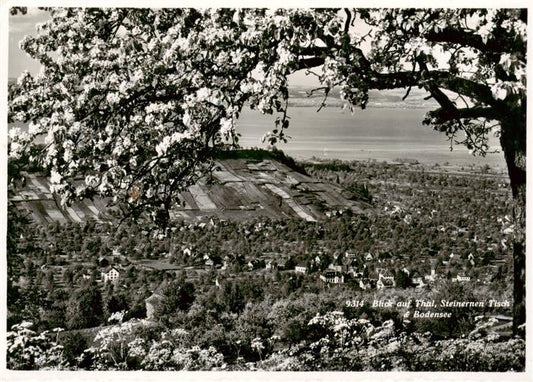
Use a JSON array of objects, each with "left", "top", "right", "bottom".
[
  {"left": 296, "top": 57, "right": 325, "bottom": 70},
  {"left": 368, "top": 68, "right": 499, "bottom": 110},
  {"left": 434, "top": 74, "right": 499, "bottom": 108},
  {"left": 427, "top": 106, "right": 499, "bottom": 123},
  {"left": 299, "top": 46, "right": 329, "bottom": 56},
  {"left": 424, "top": 27, "right": 523, "bottom": 55},
  {"left": 344, "top": 9, "right": 352, "bottom": 34}
]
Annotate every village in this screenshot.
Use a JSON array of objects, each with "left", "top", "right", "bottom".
[
  {"left": 92, "top": 237, "right": 502, "bottom": 320},
  {"left": 8, "top": 154, "right": 514, "bottom": 338},
  {"left": 7, "top": 153, "right": 518, "bottom": 373},
  {"left": 23, "top": 204, "right": 510, "bottom": 326}
]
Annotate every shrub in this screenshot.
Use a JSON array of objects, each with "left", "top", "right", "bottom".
[{"left": 7, "top": 322, "right": 66, "bottom": 370}]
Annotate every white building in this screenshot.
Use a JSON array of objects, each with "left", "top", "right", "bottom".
[
  {"left": 101, "top": 267, "right": 120, "bottom": 283},
  {"left": 452, "top": 275, "right": 471, "bottom": 282},
  {"left": 320, "top": 271, "right": 344, "bottom": 284}
]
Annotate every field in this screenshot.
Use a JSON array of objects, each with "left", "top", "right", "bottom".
[{"left": 10, "top": 154, "right": 371, "bottom": 225}]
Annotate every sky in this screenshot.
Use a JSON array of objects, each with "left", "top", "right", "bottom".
[{"left": 8, "top": 8, "right": 49, "bottom": 79}]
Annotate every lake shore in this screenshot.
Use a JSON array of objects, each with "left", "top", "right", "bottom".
[{"left": 236, "top": 106, "right": 507, "bottom": 171}]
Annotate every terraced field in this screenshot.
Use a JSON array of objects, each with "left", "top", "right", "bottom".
[{"left": 10, "top": 157, "right": 371, "bottom": 224}]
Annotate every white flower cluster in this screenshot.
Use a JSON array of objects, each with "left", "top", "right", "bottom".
[
  {"left": 107, "top": 310, "right": 127, "bottom": 323},
  {"left": 7, "top": 321, "right": 67, "bottom": 370}
]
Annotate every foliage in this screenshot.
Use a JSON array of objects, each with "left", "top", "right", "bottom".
[
  {"left": 85, "top": 318, "right": 148, "bottom": 370},
  {"left": 404, "top": 336, "right": 525, "bottom": 371},
  {"left": 307, "top": 161, "right": 352, "bottom": 172},
  {"left": 83, "top": 321, "right": 225, "bottom": 370},
  {"left": 412, "top": 281, "right": 479, "bottom": 337},
  {"left": 6, "top": 298, "right": 524, "bottom": 371},
  {"left": 261, "top": 310, "right": 525, "bottom": 371},
  {"left": 8, "top": 5, "right": 526, "bottom": 332},
  {"left": 61, "top": 332, "right": 88, "bottom": 366},
  {"left": 8, "top": 158, "right": 514, "bottom": 341},
  {"left": 8, "top": 8, "right": 526, "bottom": 226},
  {"left": 65, "top": 282, "right": 104, "bottom": 329},
  {"left": 6, "top": 205, "right": 31, "bottom": 308},
  {"left": 154, "top": 279, "right": 196, "bottom": 320},
  {"left": 7, "top": 322, "right": 66, "bottom": 370},
  {"left": 142, "top": 343, "right": 224, "bottom": 371},
  {"left": 346, "top": 182, "right": 372, "bottom": 204}
]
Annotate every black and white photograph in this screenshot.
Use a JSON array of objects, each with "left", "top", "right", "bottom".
[{"left": 2, "top": 1, "right": 531, "bottom": 379}]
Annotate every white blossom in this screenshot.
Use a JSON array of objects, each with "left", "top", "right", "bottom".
[{"left": 50, "top": 170, "right": 62, "bottom": 184}]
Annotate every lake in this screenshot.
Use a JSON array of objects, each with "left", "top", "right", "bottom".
[
  {"left": 235, "top": 106, "right": 507, "bottom": 170},
  {"left": 8, "top": 104, "right": 507, "bottom": 171}
]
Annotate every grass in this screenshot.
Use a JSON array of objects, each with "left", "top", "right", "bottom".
[{"left": 134, "top": 259, "right": 181, "bottom": 271}]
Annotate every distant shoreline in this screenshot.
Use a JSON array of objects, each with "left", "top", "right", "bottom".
[{"left": 299, "top": 156, "right": 509, "bottom": 180}]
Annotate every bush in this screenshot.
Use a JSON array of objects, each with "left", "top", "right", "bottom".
[
  {"left": 61, "top": 332, "right": 88, "bottom": 366},
  {"left": 262, "top": 310, "right": 525, "bottom": 372},
  {"left": 7, "top": 322, "right": 66, "bottom": 370}
]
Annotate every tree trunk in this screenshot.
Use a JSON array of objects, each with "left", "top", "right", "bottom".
[{"left": 499, "top": 118, "right": 526, "bottom": 336}]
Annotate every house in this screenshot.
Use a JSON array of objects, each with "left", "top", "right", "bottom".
[
  {"left": 410, "top": 270, "right": 425, "bottom": 287},
  {"left": 205, "top": 258, "right": 214, "bottom": 267},
  {"left": 376, "top": 268, "right": 395, "bottom": 289},
  {"left": 377, "top": 277, "right": 395, "bottom": 289},
  {"left": 376, "top": 268, "right": 394, "bottom": 279},
  {"left": 452, "top": 275, "right": 471, "bottom": 282},
  {"left": 277, "top": 258, "right": 289, "bottom": 270},
  {"left": 265, "top": 260, "right": 274, "bottom": 271},
  {"left": 328, "top": 264, "right": 346, "bottom": 273},
  {"left": 247, "top": 259, "right": 265, "bottom": 271},
  {"left": 320, "top": 271, "right": 344, "bottom": 284},
  {"left": 295, "top": 264, "right": 308, "bottom": 275},
  {"left": 345, "top": 251, "right": 357, "bottom": 259},
  {"left": 101, "top": 267, "right": 120, "bottom": 283},
  {"left": 221, "top": 255, "right": 231, "bottom": 270},
  {"left": 424, "top": 267, "right": 437, "bottom": 282},
  {"left": 347, "top": 266, "right": 361, "bottom": 277}
]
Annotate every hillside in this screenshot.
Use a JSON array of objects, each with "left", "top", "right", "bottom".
[{"left": 9, "top": 150, "right": 372, "bottom": 225}]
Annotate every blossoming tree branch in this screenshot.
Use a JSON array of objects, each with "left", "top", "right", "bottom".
[{"left": 8, "top": 8, "right": 527, "bottom": 330}]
